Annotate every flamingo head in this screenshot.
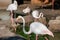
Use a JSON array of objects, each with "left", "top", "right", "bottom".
[
  {"left": 39, "top": 12, "right": 44, "bottom": 18},
  {"left": 16, "top": 16, "right": 22, "bottom": 21},
  {"left": 32, "top": 10, "right": 39, "bottom": 18},
  {"left": 23, "top": 6, "right": 31, "bottom": 14},
  {"left": 14, "top": 0, "right": 17, "bottom": 5}
]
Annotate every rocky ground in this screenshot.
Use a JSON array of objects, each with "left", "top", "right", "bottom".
[{"left": 0, "top": 10, "right": 26, "bottom": 40}]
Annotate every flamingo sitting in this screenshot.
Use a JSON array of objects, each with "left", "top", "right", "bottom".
[
  {"left": 23, "top": 6, "right": 31, "bottom": 15},
  {"left": 7, "top": 0, "right": 17, "bottom": 32},
  {"left": 17, "top": 16, "right": 54, "bottom": 40},
  {"left": 32, "top": 10, "right": 44, "bottom": 21}
]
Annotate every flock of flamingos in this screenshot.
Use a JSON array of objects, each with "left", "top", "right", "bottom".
[{"left": 6, "top": 0, "right": 54, "bottom": 40}]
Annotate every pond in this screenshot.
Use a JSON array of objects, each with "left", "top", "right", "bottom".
[{"left": 0, "top": 10, "right": 10, "bottom": 20}]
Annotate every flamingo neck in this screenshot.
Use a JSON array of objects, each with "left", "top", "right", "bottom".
[
  {"left": 19, "top": 16, "right": 31, "bottom": 34},
  {"left": 39, "top": 12, "right": 43, "bottom": 18}
]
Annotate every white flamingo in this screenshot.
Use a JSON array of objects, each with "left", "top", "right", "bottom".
[
  {"left": 7, "top": 0, "right": 17, "bottom": 11},
  {"left": 32, "top": 10, "right": 44, "bottom": 21},
  {"left": 23, "top": 7, "right": 31, "bottom": 14},
  {"left": 17, "top": 16, "right": 54, "bottom": 40},
  {"left": 7, "top": 0, "right": 17, "bottom": 32}
]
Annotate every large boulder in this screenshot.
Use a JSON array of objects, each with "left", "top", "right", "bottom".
[
  {"left": 38, "top": 17, "right": 47, "bottom": 25},
  {"left": 48, "top": 20, "right": 60, "bottom": 32},
  {"left": 15, "top": 15, "right": 33, "bottom": 23},
  {"left": 56, "top": 16, "right": 60, "bottom": 20}
]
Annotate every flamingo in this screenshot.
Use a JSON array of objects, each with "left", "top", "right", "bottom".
[
  {"left": 32, "top": 10, "right": 44, "bottom": 21},
  {"left": 23, "top": 6, "right": 31, "bottom": 15},
  {"left": 17, "top": 16, "right": 54, "bottom": 40},
  {"left": 7, "top": 0, "right": 17, "bottom": 32}
]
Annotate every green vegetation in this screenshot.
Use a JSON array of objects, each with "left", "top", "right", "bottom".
[{"left": 16, "top": 25, "right": 49, "bottom": 40}]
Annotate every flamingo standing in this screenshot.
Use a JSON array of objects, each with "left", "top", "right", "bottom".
[
  {"left": 7, "top": 0, "right": 17, "bottom": 32},
  {"left": 32, "top": 10, "right": 44, "bottom": 21},
  {"left": 17, "top": 16, "right": 54, "bottom": 40}
]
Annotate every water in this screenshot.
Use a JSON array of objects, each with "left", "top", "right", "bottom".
[
  {"left": 0, "top": 36, "right": 26, "bottom": 40},
  {"left": 0, "top": 11, "right": 10, "bottom": 20}
]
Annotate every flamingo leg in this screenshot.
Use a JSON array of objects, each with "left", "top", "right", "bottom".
[
  {"left": 36, "top": 34, "right": 38, "bottom": 40},
  {"left": 44, "top": 37, "right": 48, "bottom": 40},
  {"left": 10, "top": 11, "right": 14, "bottom": 24},
  {"left": 10, "top": 11, "right": 16, "bottom": 32}
]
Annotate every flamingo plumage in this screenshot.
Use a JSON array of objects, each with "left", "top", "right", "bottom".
[
  {"left": 17, "top": 16, "right": 54, "bottom": 40},
  {"left": 7, "top": 0, "right": 17, "bottom": 32},
  {"left": 23, "top": 7, "right": 31, "bottom": 14}
]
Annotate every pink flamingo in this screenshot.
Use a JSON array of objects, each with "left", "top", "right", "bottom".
[{"left": 16, "top": 16, "right": 54, "bottom": 40}]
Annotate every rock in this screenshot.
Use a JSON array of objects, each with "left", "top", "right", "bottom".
[
  {"left": 15, "top": 15, "right": 33, "bottom": 23},
  {"left": 56, "top": 16, "right": 60, "bottom": 20},
  {"left": 38, "top": 17, "right": 47, "bottom": 25},
  {"left": 48, "top": 20, "right": 60, "bottom": 32}
]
